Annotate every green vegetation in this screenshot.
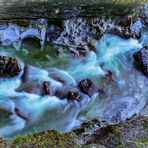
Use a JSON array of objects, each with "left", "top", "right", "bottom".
[
  {"left": 0, "top": 130, "right": 79, "bottom": 148},
  {"left": 0, "top": 117, "right": 147, "bottom": 148}
]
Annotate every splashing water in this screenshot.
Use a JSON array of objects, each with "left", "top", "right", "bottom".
[{"left": 0, "top": 17, "right": 148, "bottom": 138}]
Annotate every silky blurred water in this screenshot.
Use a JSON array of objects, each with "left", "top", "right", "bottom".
[
  {"left": 0, "top": 31, "right": 148, "bottom": 137},
  {"left": 0, "top": 1, "right": 147, "bottom": 137}
]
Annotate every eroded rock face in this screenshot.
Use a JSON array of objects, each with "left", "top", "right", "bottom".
[
  {"left": 45, "top": 25, "right": 62, "bottom": 42},
  {"left": 133, "top": 46, "right": 148, "bottom": 76},
  {"left": 72, "top": 117, "right": 148, "bottom": 147},
  {"left": 0, "top": 56, "right": 21, "bottom": 78}
]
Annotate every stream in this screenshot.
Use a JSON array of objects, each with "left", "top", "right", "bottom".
[{"left": 0, "top": 3, "right": 148, "bottom": 138}]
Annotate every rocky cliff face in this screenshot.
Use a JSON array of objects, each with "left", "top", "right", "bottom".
[{"left": 0, "top": 0, "right": 146, "bottom": 22}]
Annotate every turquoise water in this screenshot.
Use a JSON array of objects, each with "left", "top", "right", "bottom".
[
  {"left": 0, "top": 4, "right": 148, "bottom": 137},
  {"left": 0, "top": 32, "right": 147, "bottom": 137}
]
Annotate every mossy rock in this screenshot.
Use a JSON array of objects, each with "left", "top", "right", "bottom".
[
  {"left": 0, "top": 138, "right": 7, "bottom": 148},
  {"left": 81, "top": 117, "right": 148, "bottom": 147},
  {"left": 12, "top": 130, "right": 80, "bottom": 148},
  {"left": 0, "top": 116, "right": 147, "bottom": 147}
]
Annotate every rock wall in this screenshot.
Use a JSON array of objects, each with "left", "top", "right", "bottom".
[{"left": 0, "top": 0, "right": 146, "bottom": 22}]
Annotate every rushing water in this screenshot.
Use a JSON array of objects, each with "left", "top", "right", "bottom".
[{"left": 0, "top": 4, "right": 148, "bottom": 138}]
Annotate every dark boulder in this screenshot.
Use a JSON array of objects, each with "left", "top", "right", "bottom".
[
  {"left": 0, "top": 56, "right": 21, "bottom": 78},
  {"left": 133, "top": 46, "right": 148, "bottom": 76},
  {"left": 16, "top": 80, "right": 52, "bottom": 96},
  {"left": 78, "top": 79, "right": 93, "bottom": 96},
  {"left": 66, "top": 90, "right": 82, "bottom": 101}
]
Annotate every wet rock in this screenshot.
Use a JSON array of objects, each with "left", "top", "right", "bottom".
[
  {"left": 52, "top": 76, "right": 66, "bottom": 84},
  {"left": 16, "top": 81, "right": 40, "bottom": 94},
  {"left": 133, "top": 46, "right": 148, "bottom": 76},
  {"left": 1, "top": 117, "right": 147, "bottom": 147},
  {"left": 131, "top": 19, "right": 143, "bottom": 39},
  {"left": 45, "top": 25, "right": 62, "bottom": 42},
  {"left": 16, "top": 80, "right": 52, "bottom": 96},
  {"left": 139, "top": 3, "right": 148, "bottom": 26},
  {"left": 0, "top": 56, "right": 21, "bottom": 78},
  {"left": 98, "top": 88, "right": 106, "bottom": 97},
  {"left": 42, "top": 81, "right": 52, "bottom": 96},
  {"left": 55, "top": 89, "right": 66, "bottom": 99},
  {"left": 66, "top": 90, "right": 82, "bottom": 101},
  {"left": 107, "top": 26, "right": 133, "bottom": 39},
  {"left": 78, "top": 79, "right": 93, "bottom": 96},
  {"left": 14, "top": 108, "right": 28, "bottom": 121},
  {"left": 72, "top": 117, "right": 148, "bottom": 147},
  {"left": 21, "top": 65, "right": 29, "bottom": 83},
  {"left": 0, "top": 24, "right": 20, "bottom": 46},
  {"left": 54, "top": 18, "right": 90, "bottom": 51},
  {"left": 71, "top": 47, "right": 88, "bottom": 57}
]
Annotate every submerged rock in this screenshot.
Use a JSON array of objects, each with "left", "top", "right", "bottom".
[
  {"left": 0, "top": 56, "right": 21, "bottom": 78},
  {"left": 21, "top": 65, "right": 29, "bottom": 83},
  {"left": 78, "top": 79, "right": 93, "bottom": 96},
  {"left": 133, "top": 46, "right": 148, "bottom": 76},
  {"left": 14, "top": 108, "right": 29, "bottom": 121},
  {"left": 16, "top": 81, "right": 40, "bottom": 94},
  {"left": 16, "top": 80, "right": 52, "bottom": 96},
  {"left": 42, "top": 81, "right": 52, "bottom": 96}
]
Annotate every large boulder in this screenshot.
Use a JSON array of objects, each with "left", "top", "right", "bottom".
[{"left": 66, "top": 90, "right": 82, "bottom": 101}]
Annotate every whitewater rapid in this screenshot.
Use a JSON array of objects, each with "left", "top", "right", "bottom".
[{"left": 0, "top": 32, "right": 148, "bottom": 137}]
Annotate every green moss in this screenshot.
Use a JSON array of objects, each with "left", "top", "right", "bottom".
[
  {"left": 112, "top": 0, "right": 146, "bottom": 5},
  {"left": 140, "top": 138, "right": 148, "bottom": 144},
  {"left": 12, "top": 130, "right": 79, "bottom": 148},
  {"left": 0, "top": 117, "right": 147, "bottom": 147}
]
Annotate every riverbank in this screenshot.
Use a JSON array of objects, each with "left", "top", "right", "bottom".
[{"left": 0, "top": 116, "right": 147, "bottom": 147}]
